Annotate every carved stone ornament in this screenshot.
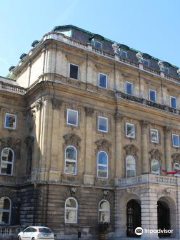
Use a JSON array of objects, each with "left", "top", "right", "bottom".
[
  {"left": 25, "top": 136, "right": 34, "bottom": 149},
  {"left": 149, "top": 149, "right": 162, "bottom": 161},
  {"left": 162, "top": 188, "right": 171, "bottom": 195},
  {"left": 158, "top": 61, "right": 164, "bottom": 71},
  {"left": 136, "top": 52, "right": 143, "bottom": 63},
  {"left": 51, "top": 98, "right": 63, "bottom": 110},
  {"left": 70, "top": 187, "right": 76, "bottom": 194},
  {"left": 164, "top": 125, "right": 171, "bottom": 133},
  {"left": 35, "top": 99, "right": 43, "bottom": 110},
  {"left": 141, "top": 120, "right": 149, "bottom": 129},
  {"left": 27, "top": 110, "right": 36, "bottom": 132},
  {"left": 63, "top": 133, "right": 81, "bottom": 149},
  {"left": 95, "top": 139, "right": 111, "bottom": 153},
  {"left": 177, "top": 68, "right": 180, "bottom": 77},
  {"left": 85, "top": 107, "right": 94, "bottom": 117},
  {"left": 124, "top": 144, "right": 138, "bottom": 157},
  {"left": 103, "top": 190, "right": 109, "bottom": 196},
  {"left": 114, "top": 113, "right": 123, "bottom": 122},
  {"left": 112, "top": 43, "right": 119, "bottom": 53},
  {"left": 0, "top": 137, "right": 21, "bottom": 148},
  {"left": 172, "top": 153, "right": 180, "bottom": 164}
]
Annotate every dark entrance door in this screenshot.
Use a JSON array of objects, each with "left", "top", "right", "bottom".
[
  {"left": 157, "top": 201, "right": 171, "bottom": 237},
  {"left": 127, "top": 199, "right": 141, "bottom": 237}
]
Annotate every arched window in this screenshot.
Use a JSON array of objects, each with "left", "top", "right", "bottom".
[
  {"left": 174, "top": 163, "right": 180, "bottom": 176},
  {"left": 97, "top": 151, "right": 108, "bottom": 178},
  {"left": 151, "top": 159, "right": 160, "bottom": 175},
  {"left": 65, "top": 197, "right": 78, "bottom": 223},
  {"left": 1, "top": 148, "right": 14, "bottom": 175},
  {"left": 99, "top": 200, "right": 110, "bottom": 223},
  {"left": 126, "top": 155, "right": 136, "bottom": 178},
  {"left": 65, "top": 146, "right": 77, "bottom": 175},
  {"left": 0, "top": 197, "right": 11, "bottom": 225}
]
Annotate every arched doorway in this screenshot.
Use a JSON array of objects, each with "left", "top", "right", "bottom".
[
  {"left": 127, "top": 199, "right": 141, "bottom": 237},
  {"left": 157, "top": 199, "right": 171, "bottom": 237}
]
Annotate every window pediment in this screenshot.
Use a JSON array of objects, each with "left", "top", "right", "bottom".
[
  {"left": 95, "top": 139, "right": 111, "bottom": 153},
  {"left": 63, "top": 133, "right": 81, "bottom": 149},
  {"left": 149, "top": 149, "right": 162, "bottom": 161},
  {"left": 172, "top": 153, "right": 180, "bottom": 164},
  {"left": 124, "top": 144, "right": 138, "bottom": 157}
]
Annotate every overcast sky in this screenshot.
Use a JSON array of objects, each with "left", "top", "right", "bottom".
[{"left": 0, "top": 0, "right": 180, "bottom": 77}]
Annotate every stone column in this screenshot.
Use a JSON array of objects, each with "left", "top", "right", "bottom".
[
  {"left": 164, "top": 126, "right": 171, "bottom": 172},
  {"left": 114, "top": 113, "right": 124, "bottom": 181},
  {"left": 83, "top": 107, "right": 94, "bottom": 185},
  {"left": 141, "top": 121, "right": 149, "bottom": 174},
  {"left": 141, "top": 187, "right": 158, "bottom": 239}
]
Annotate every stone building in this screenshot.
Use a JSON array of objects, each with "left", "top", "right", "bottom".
[{"left": 0, "top": 25, "right": 180, "bottom": 239}]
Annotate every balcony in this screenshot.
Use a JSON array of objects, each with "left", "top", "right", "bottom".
[
  {"left": 116, "top": 91, "right": 180, "bottom": 116},
  {"left": 116, "top": 173, "right": 180, "bottom": 187}
]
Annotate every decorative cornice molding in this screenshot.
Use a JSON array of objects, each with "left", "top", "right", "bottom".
[
  {"left": 149, "top": 149, "right": 162, "bottom": 161},
  {"left": 63, "top": 133, "right": 81, "bottom": 149}
]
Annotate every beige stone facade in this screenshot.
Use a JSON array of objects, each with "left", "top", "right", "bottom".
[{"left": 0, "top": 25, "right": 180, "bottom": 239}]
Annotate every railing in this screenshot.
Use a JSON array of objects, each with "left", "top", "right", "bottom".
[
  {"left": 0, "top": 226, "right": 23, "bottom": 238},
  {"left": 0, "top": 81, "right": 26, "bottom": 95},
  {"left": 116, "top": 91, "right": 180, "bottom": 115},
  {"left": 117, "top": 174, "right": 180, "bottom": 187}
]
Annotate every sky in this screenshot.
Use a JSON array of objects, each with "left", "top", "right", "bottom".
[{"left": 0, "top": 0, "right": 180, "bottom": 77}]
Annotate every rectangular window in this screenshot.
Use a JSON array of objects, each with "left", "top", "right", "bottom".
[
  {"left": 126, "top": 123, "right": 135, "bottom": 139},
  {"left": 69, "top": 63, "right": 79, "bottom": 80},
  {"left": 150, "top": 129, "right": 159, "bottom": 143},
  {"left": 91, "top": 40, "right": 102, "bottom": 48},
  {"left": 67, "top": 109, "right": 78, "bottom": 127},
  {"left": 172, "top": 134, "right": 179, "bottom": 148},
  {"left": 170, "top": 96, "right": 177, "bottom": 109},
  {"left": 125, "top": 82, "right": 133, "bottom": 95},
  {"left": 99, "top": 73, "right": 107, "bottom": 89},
  {"left": 149, "top": 89, "right": 156, "bottom": 102},
  {"left": 120, "top": 50, "right": 127, "bottom": 58},
  {"left": 143, "top": 59, "right": 149, "bottom": 67},
  {"left": 164, "top": 67, "right": 169, "bottom": 75},
  {"left": 4, "top": 113, "right": 17, "bottom": 130},
  {"left": 98, "top": 117, "right": 108, "bottom": 133}
]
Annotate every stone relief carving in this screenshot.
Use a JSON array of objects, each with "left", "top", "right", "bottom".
[
  {"left": 27, "top": 110, "right": 36, "bottom": 132},
  {"left": 85, "top": 107, "right": 94, "bottom": 117},
  {"left": 172, "top": 153, "right": 180, "bottom": 164},
  {"left": 25, "top": 136, "right": 34, "bottom": 175},
  {"left": 0, "top": 137, "right": 21, "bottom": 148},
  {"left": 114, "top": 113, "right": 123, "bottom": 122},
  {"left": 95, "top": 139, "right": 111, "bottom": 153},
  {"left": 35, "top": 99, "right": 43, "bottom": 110},
  {"left": 124, "top": 144, "right": 138, "bottom": 157},
  {"left": 149, "top": 149, "right": 162, "bottom": 160},
  {"left": 51, "top": 98, "right": 63, "bottom": 110},
  {"left": 63, "top": 133, "right": 81, "bottom": 149}
]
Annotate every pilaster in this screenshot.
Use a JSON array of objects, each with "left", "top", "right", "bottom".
[
  {"left": 141, "top": 121, "right": 149, "bottom": 174},
  {"left": 164, "top": 126, "right": 171, "bottom": 172}
]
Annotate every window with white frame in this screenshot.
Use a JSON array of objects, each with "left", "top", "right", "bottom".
[
  {"left": 125, "top": 82, "right": 133, "bottom": 95},
  {"left": 99, "top": 73, "right": 107, "bottom": 89},
  {"left": 65, "top": 197, "right": 78, "bottom": 223},
  {"left": 172, "top": 134, "right": 179, "bottom": 148},
  {"left": 97, "top": 151, "right": 108, "bottom": 178},
  {"left": 99, "top": 200, "right": 110, "bottom": 223},
  {"left": 67, "top": 109, "right": 78, "bottom": 127},
  {"left": 150, "top": 129, "right": 159, "bottom": 143},
  {"left": 0, "top": 148, "right": 14, "bottom": 175},
  {"left": 0, "top": 197, "right": 11, "bottom": 225},
  {"left": 98, "top": 117, "right": 108, "bottom": 133},
  {"left": 174, "top": 163, "right": 180, "bottom": 176},
  {"left": 126, "top": 123, "right": 135, "bottom": 139},
  {"left": 65, "top": 146, "right": 77, "bottom": 175},
  {"left": 151, "top": 159, "right": 160, "bottom": 175},
  {"left": 69, "top": 63, "right": 79, "bottom": 80},
  {"left": 126, "top": 155, "right": 136, "bottom": 177},
  {"left": 170, "top": 96, "right": 177, "bottom": 109},
  {"left": 149, "top": 89, "right": 156, "bottom": 102},
  {"left": 4, "top": 113, "right": 17, "bottom": 130}
]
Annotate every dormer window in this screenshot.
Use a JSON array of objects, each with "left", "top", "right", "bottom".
[
  {"left": 164, "top": 67, "right": 169, "bottom": 75},
  {"left": 59, "top": 30, "right": 72, "bottom": 37},
  {"left": 143, "top": 59, "right": 149, "bottom": 67},
  {"left": 119, "top": 50, "right": 127, "bottom": 58},
  {"left": 91, "top": 39, "right": 102, "bottom": 49}
]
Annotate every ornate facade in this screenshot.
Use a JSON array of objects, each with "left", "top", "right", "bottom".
[{"left": 0, "top": 25, "right": 180, "bottom": 239}]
